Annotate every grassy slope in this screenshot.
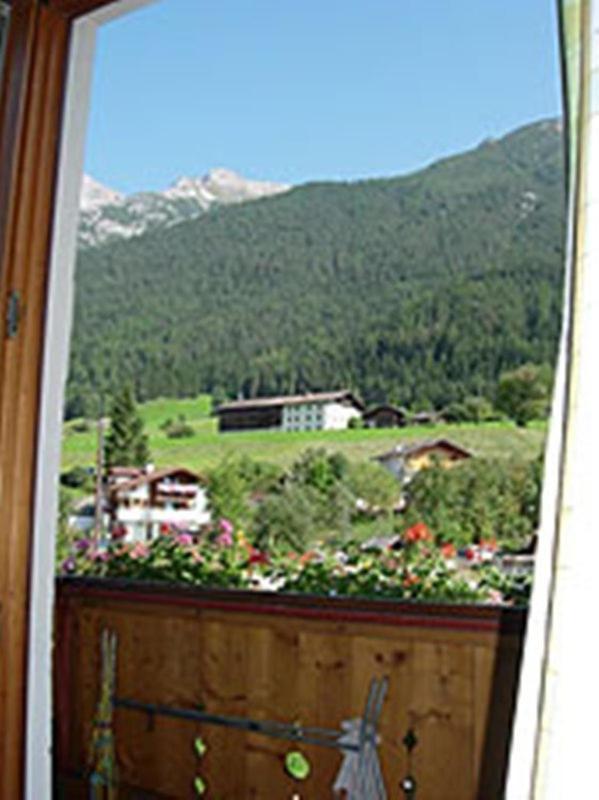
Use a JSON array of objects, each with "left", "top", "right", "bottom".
[{"left": 62, "top": 395, "right": 546, "bottom": 474}]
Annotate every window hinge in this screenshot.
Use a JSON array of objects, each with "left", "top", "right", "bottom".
[{"left": 6, "top": 290, "right": 20, "bottom": 339}]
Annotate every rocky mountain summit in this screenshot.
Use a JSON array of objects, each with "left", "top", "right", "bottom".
[{"left": 78, "top": 168, "right": 290, "bottom": 248}]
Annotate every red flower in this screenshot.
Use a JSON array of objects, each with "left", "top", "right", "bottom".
[
  {"left": 404, "top": 522, "right": 432, "bottom": 544},
  {"left": 248, "top": 548, "right": 269, "bottom": 566},
  {"left": 111, "top": 524, "right": 127, "bottom": 541},
  {"left": 440, "top": 542, "right": 456, "bottom": 559},
  {"left": 464, "top": 547, "right": 475, "bottom": 561},
  {"left": 480, "top": 538, "right": 498, "bottom": 552},
  {"left": 160, "top": 523, "right": 171, "bottom": 536},
  {"left": 403, "top": 572, "right": 419, "bottom": 587}
]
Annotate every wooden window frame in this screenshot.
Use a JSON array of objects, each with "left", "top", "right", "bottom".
[{"left": 0, "top": 2, "right": 151, "bottom": 796}]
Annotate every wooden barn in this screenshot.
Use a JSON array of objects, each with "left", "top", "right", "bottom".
[
  {"left": 217, "top": 390, "right": 364, "bottom": 432},
  {"left": 363, "top": 404, "right": 409, "bottom": 428}
]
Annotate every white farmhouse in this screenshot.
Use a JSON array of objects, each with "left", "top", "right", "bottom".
[
  {"left": 217, "top": 390, "right": 364, "bottom": 433},
  {"left": 107, "top": 466, "right": 210, "bottom": 541}
]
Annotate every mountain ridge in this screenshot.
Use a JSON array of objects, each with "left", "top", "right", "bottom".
[
  {"left": 78, "top": 167, "right": 291, "bottom": 247},
  {"left": 67, "top": 119, "right": 565, "bottom": 418}
]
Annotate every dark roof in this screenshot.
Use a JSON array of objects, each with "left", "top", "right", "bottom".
[
  {"left": 374, "top": 439, "right": 473, "bottom": 462},
  {"left": 218, "top": 390, "right": 364, "bottom": 413},
  {"left": 411, "top": 411, "right": 441, "bottom": 422},
  {"left": 363, "top": 404, "right": 409, "bottom": 419},
  {"left": 111, "top": 467, "right": 206, "bottom": 496}
]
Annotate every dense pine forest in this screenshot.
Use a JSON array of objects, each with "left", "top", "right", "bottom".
[{"left": 66, "top": 119, "right": 565, "bottom": 418}]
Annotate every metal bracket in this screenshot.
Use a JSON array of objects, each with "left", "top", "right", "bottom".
[{"left": 5, "top": 290, "right": 20, "bottom": 339}]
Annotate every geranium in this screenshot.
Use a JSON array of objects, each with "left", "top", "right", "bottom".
[
  {"left": 111, "top": 524, "right": 127, "bottom": 541},
  {"left": 248, "top": 548, "right": 269, "bottom": 566},
  {"left": 218, "top": 518, "right": 234, "bottom": 536},
  {"left": 440, "top": 542, "right": 456, "bottom": 559},
  {"left": 61, "top": 556, "right": 76, "bottom": 573},
  {"left": 404, "top": 522, "right": 432, "bottom": 544},
  {"left": 480, "top": 538, "right": 498, "bottom": 552},
  {"left": 129, "top": 542, "right": 149, "bottom": 560},
  {"left": 216, "top": 531, "right": 233, "bottom": 548},
  {"left": 487, "top": 589, "right": 504, "bottom": 604},
  {"left": 59, "top": 523, "right": 529, "bottom": 606},
  {"left": 90, "top": 549, "right": 109, "bottom": 563},
  {"left": 299, "top": 550, "right": 317, "bottom": 565}
]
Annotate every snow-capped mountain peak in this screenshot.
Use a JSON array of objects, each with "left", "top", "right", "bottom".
[
  {"left": 79, "top": 169, "right": 290, "bottom": 247},
  {"left": 80, "top": 175, "right": 124, "bottom": 212}
]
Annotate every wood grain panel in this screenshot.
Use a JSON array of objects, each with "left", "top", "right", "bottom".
[{"left": 54, "top": 582, "right": 525, "bottom": 799}]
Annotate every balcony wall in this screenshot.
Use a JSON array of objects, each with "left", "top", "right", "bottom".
[{"left": 54, "top": 578, "right": 526, "bottom": 799}]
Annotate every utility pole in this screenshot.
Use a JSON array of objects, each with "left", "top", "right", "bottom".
[{"left": 94, "top": 402, "right": 106, "bottom": 545}]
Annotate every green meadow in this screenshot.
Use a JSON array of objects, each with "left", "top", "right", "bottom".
[{"left": 61, "top": 395, "right": 547, "bottom": 475}]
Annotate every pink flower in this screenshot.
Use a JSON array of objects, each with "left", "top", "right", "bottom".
[
  {"left": 176, "top": 533, "right": 194, "bottom": 547},
  {"left": 216, "top": 531, "right": 233, "bottom": 548},
  {"left": 487, "top": 589, "right": 504, "bottom": 605},
  {"left": 129, "top": 542, "right": 149, "bottom": 560},
  {"left": 190, "top": 549, "right": 204, "bottom": 564},
  {"left": 218, "top": 518, "right": 234, "bottom": 536}
]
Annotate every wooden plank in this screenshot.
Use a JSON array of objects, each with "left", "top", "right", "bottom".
[
  {"left": 54, "top": 586, "right": 524, "bottom": 799},
  {"left": 408, "top": 641, "right": 475, "bottom": 799}
]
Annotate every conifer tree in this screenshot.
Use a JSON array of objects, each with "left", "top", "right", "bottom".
[{"left": 105, "top": 386, "right": 150, "bottom": 467}]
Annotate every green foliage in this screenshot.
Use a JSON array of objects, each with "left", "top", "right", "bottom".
[
  {"left": 65, "top": 121, "right": 565, "bottom": 417},
  {"left": 443, "top": 396, "right": 502, "bottom": 424},
  {"left": 253, "top": 483, "right": 332, "bottom": 550},
  {"left": 345, "top": 461, "right": 399, "bottom": 508},
  {"left": 207, "top": 458, "right": 252, "bottom": 528},
  {"left": 164, "top": 415, "right": 195, "bottom": 439},
  {"left": 55, "top": 487, "right": 79, "bottom": 567},
  {"left": 403, "top": 458, "right": 542, "bottom": 549},
  {"left": 105, "top": 386, "right": 150, "bottom": 467},
  {"left": 348, "top": 416, "right": 364, "bottom": 429},
  {"left": 496, "top": 363, "right": 553, "bottom": 426},
  {"left": 60, "top": 465, "right": 94, "bottom": 490},
  {"left": 288, "top": 448, "right": 349, "bottom": 493}
]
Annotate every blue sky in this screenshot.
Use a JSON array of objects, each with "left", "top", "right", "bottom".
[{"left": 85, "top": 0, "right": 563, "bottom": 194}]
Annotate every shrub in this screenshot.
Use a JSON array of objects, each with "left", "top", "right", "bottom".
[
  {"left": 345, "top": 461, "right": 399, "bottom": 510},
  {"left": 60, "top": 465, "right": 94, "bottom": 490},
  {"left": 496, "top": 363, "right": 553, "bottom": 427},
  {"left": 402, "top": 457, "right": 541, "bottom": 550},
  {"left": 165, "top": 416, "right": 195, "bottom": 439}
]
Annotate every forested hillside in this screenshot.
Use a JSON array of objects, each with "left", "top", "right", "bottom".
[{"left": 67, "top": 119, "right": 565, "bottom": 418}]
